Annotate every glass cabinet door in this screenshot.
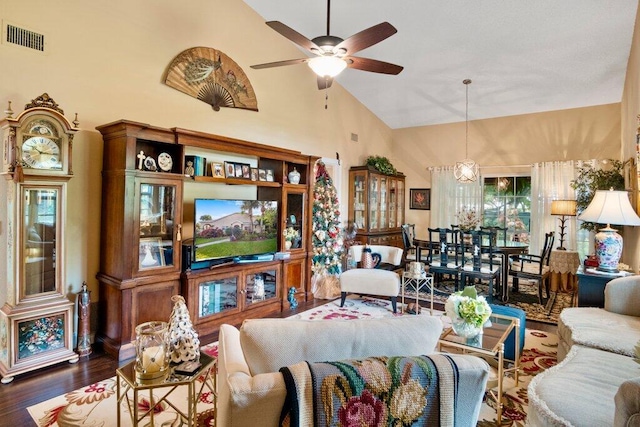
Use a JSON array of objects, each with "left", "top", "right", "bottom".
[
  {"left": 136, "top": 179, "right": 180, "bottom": 273},
  {"left": 396, "top": 179, "right": 405, "bottom": 227},
  {"left": 245, "top": 270, "right": 278, "bottom": 306},
  {"left": 369, "top": 176, "right": 379, "bottom": 231},
  {"left": 379, "top": 177, "right": 387, "bottom": 230},
  {"left": 198, "top": 276, "right": 238, "bottom": 318},
  {"left": 388, "top": 179, "right": 397, "bottom": 228},
  {"left": 21, "top": 184, "right": 63, "bottom": 300},
  {"left": 352, "top": 171, "right": 367, "bottom": 230},
  {"left": 285, "top": 191, "right": 305, "bottom": 250}
]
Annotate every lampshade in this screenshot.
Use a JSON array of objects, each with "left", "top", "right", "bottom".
[
  {"left": 550, "top": 200, "right": 577, "bottom": 217},
  {"left": 578, "top": 190, "right": 640, "bottom": 272},
  {"left": 454, "top": 79, "right": 479, "bottom": 183},
  {"left": 578, "top": 190, "right": 640, "bottom": 226},
  {"left": 308, "top": 56, "right": 347, "bottom": 78}
]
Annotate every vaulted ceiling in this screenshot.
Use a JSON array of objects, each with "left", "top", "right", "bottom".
[{"left": 244, "top": 0, "right": 638, "bottom": 129}]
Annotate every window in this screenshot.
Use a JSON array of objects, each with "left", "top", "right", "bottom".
[{"left": 482, "top": 176, "right": 531, "bottom": 242}]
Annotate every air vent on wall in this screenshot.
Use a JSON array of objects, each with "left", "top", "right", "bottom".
[{"left": 3, "top": 21, "right": 46, "bottom": 52}]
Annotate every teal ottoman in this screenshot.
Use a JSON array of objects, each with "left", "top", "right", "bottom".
[{"left": 489, "top": 304, "right": 526, "bottom": 361}]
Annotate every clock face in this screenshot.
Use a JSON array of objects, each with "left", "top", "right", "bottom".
[
  {"left": 157, "top": 152, "right": 173, "bottom": 172},
  {"left": 22, "top": 136, "right": 62, "bottom": 170}
]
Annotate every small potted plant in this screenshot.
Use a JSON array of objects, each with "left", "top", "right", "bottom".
[
  {"left": 444, "top": 286, "right": 492, "bottom": 338},
  {"left": 455, "top": 206, "right": 482, "bottom": 231}
]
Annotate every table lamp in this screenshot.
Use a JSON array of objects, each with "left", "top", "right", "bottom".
[
  {"left": 551, "top": 200, "right": 577, "bottom": 250},
  {"left": 578, "top": 189, "right": 640, "bottom": 272}
]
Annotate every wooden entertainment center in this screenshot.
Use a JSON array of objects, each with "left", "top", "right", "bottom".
[{"left": 96, "top": 120, "right": 318, "bottom": 361}]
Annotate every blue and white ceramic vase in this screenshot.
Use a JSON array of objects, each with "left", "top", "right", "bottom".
[{"left": 288, "top": 168, "right": 301, "bottom": 184}]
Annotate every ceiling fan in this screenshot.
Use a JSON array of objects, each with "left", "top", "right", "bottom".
[{"left": 250, "top": 0, "right": 403, "bottom": 90}]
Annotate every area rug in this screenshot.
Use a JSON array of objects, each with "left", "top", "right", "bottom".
[
  {"left": 403, "top": 278, "right": 574, "bottom": 325},
  {"left": 28, "top": 296, "right": 557, "bottom": 427}
]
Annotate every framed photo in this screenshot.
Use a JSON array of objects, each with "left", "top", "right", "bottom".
[
  {"left": 266, "top": 169, "right": 274, "bottom": 182},
  {"left": 224, "top": 161, "right": 235, "bottom": 178},
  {"left": 250, "top": 167, "right": 259, "bottom": 181},
  {"left": 410, "top": 188, "right": 431, "bottom": 210},
  {"left": 211, "top": 162, "right": 224, "bottom": 178},
  {"left": 258, "top": 168, "right": 267, "bottom": 181},
  {"left": 234, "top": 163, "right": 243, "bottom": 178},
  {"left": 241, "top": 164, "right": 251, "bottom": 179},
  {"left": 139, "top": 237, "right": 165, "bottom": 268}
]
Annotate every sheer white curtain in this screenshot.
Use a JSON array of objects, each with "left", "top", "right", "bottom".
[
  {"left": 530, "top": 161, "right": 584, "bottom": 254},
  {"left": 430, "top": 167, "right": 483, "bottom": 230}
]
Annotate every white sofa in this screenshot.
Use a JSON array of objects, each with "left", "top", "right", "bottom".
[
  {"left": 528, "top": 275, "right": 640, "bottom": 426},
  {"left": 217, "top": 316, "right": 490, "bottom": 427}
]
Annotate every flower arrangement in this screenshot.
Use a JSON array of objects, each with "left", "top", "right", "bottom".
[
  {"left": 283, "top": 227, "right": 299, "bottom": 242},
  {"left": 445, "top": 286, "right": 492, "bottom": 329},
  {"left": 455, "top": 206, "right": 482, "bottom": 230}
]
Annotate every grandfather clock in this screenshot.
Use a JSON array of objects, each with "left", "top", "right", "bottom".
[{"left": 0, "top": 94, "right": 80, "bottom": 383}]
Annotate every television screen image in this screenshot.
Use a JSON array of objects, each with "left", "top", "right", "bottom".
[{"left": 194, "top": 199, "right": 278, "bottom": 262}]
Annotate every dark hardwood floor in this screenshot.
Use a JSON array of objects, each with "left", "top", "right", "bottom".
[{"left": 2, "top": 298, "right": 556, "bottom": 426}]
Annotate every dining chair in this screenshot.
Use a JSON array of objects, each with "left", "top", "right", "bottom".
[
  {"left": 480, "top": 226, "right": 508, "bottom": 247},
  {"left": 508, "top": 232, "right": 555, "bottom": 304},
  {"left": 460, "top": 229, "right": 502, "bottom": 302},
  {"left": 425, "top": 227, "right": 463, "bottom": 290},
  {"left": 401, "top": 224, "right": 428, "bottom": 266}
]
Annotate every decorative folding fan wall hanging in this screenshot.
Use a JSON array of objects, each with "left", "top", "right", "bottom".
[{"left": 164, "top": 47, "right": 258, "bottom": 112}]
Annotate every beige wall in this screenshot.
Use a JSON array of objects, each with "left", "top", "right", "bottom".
[
  {"left": 621, "top": 0, "right": 640, "bottom": 272},
  {"left": 0, "top": 0, "right": 395, "bottom": 301},
  {"left": 392, "top": 103, "right": 621, "bottom": 237}
]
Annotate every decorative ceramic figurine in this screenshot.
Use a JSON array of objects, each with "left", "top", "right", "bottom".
[
  {"left": 167, "top": 295, "right": 200, "bottom": 363},
  {"left": 287, "top": 287, "right": 298, "bottom": 309}
]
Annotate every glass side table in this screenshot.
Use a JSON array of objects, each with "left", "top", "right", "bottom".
[
  {"left": 438, "top": 313, "right": 520, "bottom": 424},
  {"left": 401, "top": 271, "right": 434, "bottom": 315},
  {"left": 116, "top": 352, "right": 216, "bottom": 426}
]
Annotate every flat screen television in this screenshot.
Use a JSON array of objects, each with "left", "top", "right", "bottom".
[{"left": 193, "top": 199, "right": 278, "bottom": 263}]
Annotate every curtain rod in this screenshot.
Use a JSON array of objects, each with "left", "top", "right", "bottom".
[{"left": 427, "top": 164, "right": 531, "bottom": 171}]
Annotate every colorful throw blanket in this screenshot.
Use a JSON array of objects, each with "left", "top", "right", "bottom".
[{"left": 280, "top": 354, "right": 460, "bottom": 427}]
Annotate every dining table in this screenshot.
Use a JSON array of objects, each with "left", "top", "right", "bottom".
[{"left": 413, "top": 238, "right": 529, "bottom": 301}]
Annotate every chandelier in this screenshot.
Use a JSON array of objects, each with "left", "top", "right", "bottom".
[{"left": 454, "top": 79, "right": 479, "bottom": 183}]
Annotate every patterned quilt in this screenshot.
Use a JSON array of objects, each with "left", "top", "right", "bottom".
[{"left": 280, "top": 354, "right": 461, "bottom": 427}]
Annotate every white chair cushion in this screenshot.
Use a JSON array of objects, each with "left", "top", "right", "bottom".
[{"left": 339, "top": 268, "right": 400, "bottom": 296}]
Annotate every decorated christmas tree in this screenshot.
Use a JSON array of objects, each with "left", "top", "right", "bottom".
[
  {"left": 311, "top": 161, "right": 343, "bottom": 298},
  {"left": 167, "top": 295, "right": 200, "bottom": 363}
]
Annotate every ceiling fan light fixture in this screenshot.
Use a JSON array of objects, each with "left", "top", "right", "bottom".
[{"left": 308, "top": 56, "right": 347, "bottom": 77}]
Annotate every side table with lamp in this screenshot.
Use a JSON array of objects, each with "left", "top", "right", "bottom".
[
  {"left": 575, "top": 189, "right": 640, "bottom": 307},
  {"left": 577, "top": 189, "right": 640, "bottom": 273}
]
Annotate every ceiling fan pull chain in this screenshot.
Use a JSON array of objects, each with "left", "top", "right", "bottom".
[{"left": 325, "top": 86, "right": 329, "bottom": 109}]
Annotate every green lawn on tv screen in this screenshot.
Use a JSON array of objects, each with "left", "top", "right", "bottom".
[{"left": 195, "top": 238, "right": 277, "bottom": 260}]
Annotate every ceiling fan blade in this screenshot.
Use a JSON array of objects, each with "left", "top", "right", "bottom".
[
  {"left": 345, "top": 56, "right": 403, "bottom": 75},
  {"left": 335, "top": 22, "right": 397, "bottom": 55},
  {"left": 251, "top": 58, "right": 310, "bottom": 69},
  {"left": 317, "top": 76, "right": 334, "bottom": 90},
  {"left": 265, "top": 21, "right": 320, "bottom": 53}
]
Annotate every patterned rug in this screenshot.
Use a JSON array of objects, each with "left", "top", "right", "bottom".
[
  {"left": 403, "top": 278, "right": 574, "bottom": 324},
  {"left": 27, "top": 296, "right": 557, "bottom": 427}
]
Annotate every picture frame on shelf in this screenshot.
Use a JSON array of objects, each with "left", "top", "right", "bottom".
[
  {"left": 258, "top": 168, "right": 267, "bottom": 181},
  {"left": 224, "top": 161, "right": 235, "bottom": 178},
  {"left": 241, "top": 164, "right": 251, "bottom": 179},
  {"left": 250, "top": 167, "right": 259, "bottom": 181},
  {"left": 409, "top": 188, "right": 431, "bottom": 210},
  {"left": 139, "top": 237, "right": 165, "bottom": 268},
  {"left": 234, "top": 163, "right": 243, "bottom": 178},
  {"left": 265, "top": 169, "right": 274, "bottom": 182},
  {"left": 211, "top": 162, "right": 224, "bottom": 178}
]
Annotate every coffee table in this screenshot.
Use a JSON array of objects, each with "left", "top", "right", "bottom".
[
  {"left": 438, "top": 312, "right": 520, "bottom": 424},
  {"left": 116, "top": 352, "right": 217, "bottom": 426}
]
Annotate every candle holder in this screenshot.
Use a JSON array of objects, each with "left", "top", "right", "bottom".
[{"left": 134, "top": 321, "right": 170, "bottom": 384}]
